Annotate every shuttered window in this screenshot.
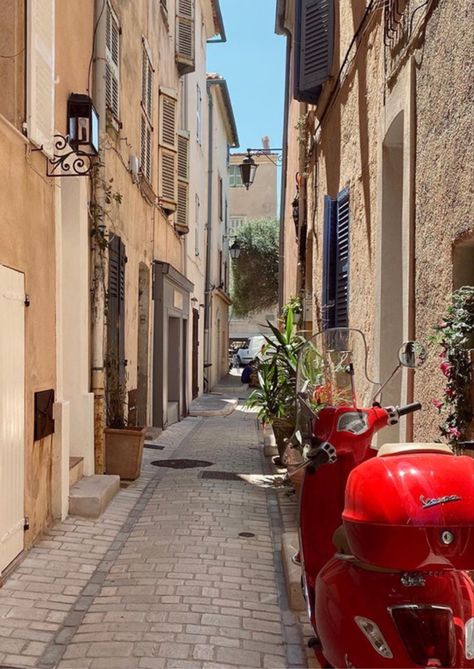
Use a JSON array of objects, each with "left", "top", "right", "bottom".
[
  {"left": 176, "top": 0, "right": 195, "bottom": 75},
  {"left": 294, "top": 0, "right": 334, "bottom": 104},
  {"left": 176, "top": 130, "right": 190, "bottom": 234},
  {"left": 105, "top": 3, "right": 120, "bottom": 120},
  {"left": 158, "top": 90, "right": 178, "bottom": 210},
  {"left": 107, "top": 235, "right": 126, "bottom": 404},
  {"left": 140, "top": 41, "right": 153, "bottom": 182},
  {"left": 26, "top": 0, "right": 55, "bottom": 155},
  {"left": 322, "top": 189, "right": 350, "bottom": 328}
]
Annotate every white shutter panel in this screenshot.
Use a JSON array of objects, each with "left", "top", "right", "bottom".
[
  {"left": 159, "top": 90, "right": 177, "bottom": 210},
  {"left": 176, "top": 181, "right": 189, "bottom": 234},
  {"left": 105, "top": 3, "right": 120, "bottom": 119},
  {"left": 176, "top": 0, "right": 195, "bottom": 75},
  {"left": 27, "top": 0, "right": 55, "bottom": 155},
  {"left": 140, "top": 116, "right": 152, "bottom": 182},
  {"left": 159, "top": 93, "right": 177, "bottom": 151},
  {"left": 159, "top": 149, "right": 177, "bottom": 209}
]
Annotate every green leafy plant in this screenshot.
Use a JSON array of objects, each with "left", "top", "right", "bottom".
[
  {"left": 430, "top": 286, "right": 474, "bottom": 444},
  {"left": 246, "top": 306, "right": 306, "bottom": 423},
  {"left": 231, "top": 218, "right": 279, "bottom": 316}
]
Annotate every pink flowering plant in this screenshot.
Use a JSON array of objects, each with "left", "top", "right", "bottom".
[{"left": 430, "top": 286, "right": 474, "bottom": 445}]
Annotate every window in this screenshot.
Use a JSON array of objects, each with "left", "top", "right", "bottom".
[
  {"left": 228, "top": 165, "right": 243, "bottom": 188},
  {"left": 228, "top": 216, "right": 246, "bottom": 240},
  {"left": 294, "top": 0, "right": 334, "bottom": 104},
  {"left": 140, "top": 41, "right": 153, "bottom": 182},
  {"left": 196, "top": 84, "right": 202, "bottom": 145},
  {"left": 105, "top": 2, "right": 120, "bottom": 120},
  {"left": 322, "top": 189, "right": 350, "bottom": 328},
  {"left": 158, "top": 89, "right": 178, "bottom": 210}
]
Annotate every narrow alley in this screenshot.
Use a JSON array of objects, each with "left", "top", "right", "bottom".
[{"left": 0, "top": 375, "right": 315, "bottom": 669}]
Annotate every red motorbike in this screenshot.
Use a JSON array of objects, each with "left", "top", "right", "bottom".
[{"left": 291, "top": 328, "right": 474, "bottom": 669}]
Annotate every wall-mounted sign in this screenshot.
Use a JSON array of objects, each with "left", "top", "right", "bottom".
[{"left": 173, "top": 290, "right": 183, "bottom": 310}]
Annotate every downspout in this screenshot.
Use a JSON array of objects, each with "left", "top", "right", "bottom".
[
  {"left": 204, "top": 83, "right": 214, "bottom": 374},
  {"left": 90, "top": 0, "right": 107, "bottom": 473},
  {"left": 278, "top": 30, "right": 292, "bottom": 314}
]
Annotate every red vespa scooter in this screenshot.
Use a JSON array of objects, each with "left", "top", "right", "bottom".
[{"left": 291, "top": 328, "right": 474, "bottom": 669}]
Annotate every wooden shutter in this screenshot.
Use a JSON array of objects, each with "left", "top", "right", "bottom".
[
  {"left": 105, "top": 3, "right": 120, "bottom": 119},
  {"left": 107, "top": 235, "right": 126, "bottom": 393},
  {"left": 27, "top": 0, "right": 55, "bottom": 154},
  {"left": 334, "top": 189, "right": 350, "bottom": 327},
  {"left": 322, "top": 195, "right": 337, "bottom": 329},
  {"left": 141, "top": 42, "right": 153, "bottom": 122},
  {"left": 140, "top": 116, "right": 152, "bottom": 182},
  {"left": 176, "top": 0, "right": 195, "bottom": 75},
  {"left": 321, "top": 190, "right": 350, "bottom": 328},
  {"left": 159, "top": 90, "right": 178, "bottom": 210},
  {"left": 295, "top": 0, "right": 334, "bottom": 104},
  {"left": 176, "top": 130, "right": 190, "bottom": 234}
]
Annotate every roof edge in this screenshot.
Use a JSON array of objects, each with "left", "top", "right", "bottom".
[{"left": 207, "top": 77, "right": 239, "bottom": 148}]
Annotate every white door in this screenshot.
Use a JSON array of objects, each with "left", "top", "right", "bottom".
[{"left": 0, "top": 265, "right": 25, "bottom": 573}]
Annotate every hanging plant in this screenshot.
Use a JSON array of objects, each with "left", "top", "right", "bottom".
[{"left": 430, "top": 286, "right": 474, "bottom": 444}]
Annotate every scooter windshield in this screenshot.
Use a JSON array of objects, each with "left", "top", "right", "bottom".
[{"left": 296, "top": 328, "right": 375, "bottom": 413}]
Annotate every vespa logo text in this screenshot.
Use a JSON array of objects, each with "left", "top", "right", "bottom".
[{"left": 420, "top": 494, "right": 462, "bottom": 509}]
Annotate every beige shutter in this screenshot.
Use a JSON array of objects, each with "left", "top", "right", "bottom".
[
  {"left": 159, "top": 90, "right": 178, "bottom": 210},
  {"left": 105, "top": 3, "right": 120, "bottom": 119},
  {"left": 176, "top": 0, "right": 195, "bottom": 74},
  {"left": 140, "top": 116, "right": 152, "bottom": 182},
  {"left": 141, "top": 40, "right": 153, "bottom": 121},
  {"left": 27, "top": 0, "right": 55, "bottom": 155},
  {"left": 176, "top": 130, "right": 190, "bottom": 234}
]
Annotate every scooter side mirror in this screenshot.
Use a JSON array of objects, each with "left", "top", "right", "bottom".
[{"left": 398, "top": 341, "right": 428, "bottom": 369}]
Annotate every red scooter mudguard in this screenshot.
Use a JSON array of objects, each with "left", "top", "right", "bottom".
[{"left": 315, "top": 557, "right": 474, "bottom": 668}]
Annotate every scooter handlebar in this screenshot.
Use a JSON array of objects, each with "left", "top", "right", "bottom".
[{"left": 397, "top": 402, "right": 422, "bottom": 416}]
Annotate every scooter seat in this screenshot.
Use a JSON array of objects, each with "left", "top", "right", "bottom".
[{"left": 377, "top": 442, "right": 453, "bottom": 457}]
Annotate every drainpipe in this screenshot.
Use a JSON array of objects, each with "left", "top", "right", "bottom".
[
  {"left": 276, "top": 4, "right": 292, "bottom": 314},
  {"left": 90, "top": 0, "right": 107, "bottom": 473},
  {"left": 204, "top": 83, "right": 214, "bottom": 376}
]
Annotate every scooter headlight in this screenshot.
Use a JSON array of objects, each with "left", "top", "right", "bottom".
[{"left": 354, "top": 616, "right": 393, "bottom": 658}]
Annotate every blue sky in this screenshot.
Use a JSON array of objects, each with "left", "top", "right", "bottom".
[{"left": 207, "top": 0, "right": 286, "bottom": 155}]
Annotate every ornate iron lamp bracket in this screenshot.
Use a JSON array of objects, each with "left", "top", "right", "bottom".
[{"left": 41, "top": 134, "right": 96, "bottom": 177}]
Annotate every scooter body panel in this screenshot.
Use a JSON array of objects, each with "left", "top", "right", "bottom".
[{"left": 315, "top": 557, "right": 474, "bottom": 668}]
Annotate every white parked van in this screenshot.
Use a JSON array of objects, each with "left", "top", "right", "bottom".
[{"left": 237, "top": 335, "right": 275, "bottom": 366}]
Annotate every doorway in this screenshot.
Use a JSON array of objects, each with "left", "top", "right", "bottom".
[{"left": 192, "top": 308, "right": 199, "bottom": 399}]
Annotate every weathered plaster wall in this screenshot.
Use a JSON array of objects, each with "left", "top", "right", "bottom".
[
  {"left": 311, "top": 5, "right": 385, "bottom": 372},
  {"left": 412, "top": 0, "right": 474, "bottom": 440},
  {"left": 0, "top": 0, "right": 25, "bottom": 128},
  {"left": 0, "top": 119, "right": 56, "bottom": 546}
]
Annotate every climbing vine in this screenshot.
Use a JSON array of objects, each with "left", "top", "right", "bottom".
[{"left": 431, "top": 286, "right": 474, "bottom": 444}]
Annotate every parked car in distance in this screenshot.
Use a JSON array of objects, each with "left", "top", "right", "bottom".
[{"left": 236, "top": 335, "right": 275, "bottom": 366}]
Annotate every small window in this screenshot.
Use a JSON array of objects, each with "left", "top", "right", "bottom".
[
  {"left": 228, "top": 164, "right": 242, "bottom": 188},
  {"left": 194, "top": 194, "right": 200, "bottom": 256},
  {"left": 322, "top": 189, "right": 350, "bottom": 329}
]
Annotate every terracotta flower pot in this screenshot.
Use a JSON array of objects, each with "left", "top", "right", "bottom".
[
  {"left": 272, "top": 417, "right": 295, "bottom": 459},
  {"left": 104, "top": 426, "right": 146, "bottom": 480}
]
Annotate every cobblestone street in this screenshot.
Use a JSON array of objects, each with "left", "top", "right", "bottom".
[{"left": 0, "top": 377, "right": 315, "bottom": 669}]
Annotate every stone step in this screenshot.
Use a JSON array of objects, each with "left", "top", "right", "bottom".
[
  {"left": 69, "top": 456, "right": 84, "bottom": 488},
  {"left": 281, "top": 531, "right": 305, "bottom": 611},
  {"left": 167, "top": 401, "right": 179, "bottom": 426},
  {"left": 69, "top": 475, "right": 120, "bottom": 518}
]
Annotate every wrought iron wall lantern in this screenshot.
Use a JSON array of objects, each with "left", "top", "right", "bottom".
[
  {"left": 34, "top": 94, "right": 99, "bottom": 177},
  {"left": 237, "top": 147, "right": 282, "bottom": 190},
  {"left": 229, "top": 240, "right": 241, "bottom": 260}
]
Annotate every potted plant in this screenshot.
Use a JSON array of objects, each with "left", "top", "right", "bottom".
[
  {"left": 104, "top": 362, "right": 146, "bottom": 480},
  {"left": 246, "top": 305, "right": 306, "bottom": 458}
]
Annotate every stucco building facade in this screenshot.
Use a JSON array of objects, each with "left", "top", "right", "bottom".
[
  {"left": 0, "top": 0, "right": 235, "bottom": 575},
  {"left": 277, "top": 0, "right": 473, "bottom": 442}
]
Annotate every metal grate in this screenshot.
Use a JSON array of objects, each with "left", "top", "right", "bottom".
[
  {"left": 151, "top": 459, "right": 213, "bottom": 469},
  {"left": 144, "top": 443, "right": 164, "bottom": 450},
  {"left": 201, "top": 471, "right": 242, "bottom": 481}
]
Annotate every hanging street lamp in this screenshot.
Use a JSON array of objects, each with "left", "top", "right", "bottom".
[
  {"left": 229, "top": 240, "right": 241, "bottom": 260},
  {"left": 239, "top": 150, "right": 258, "bottom": 190}
]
